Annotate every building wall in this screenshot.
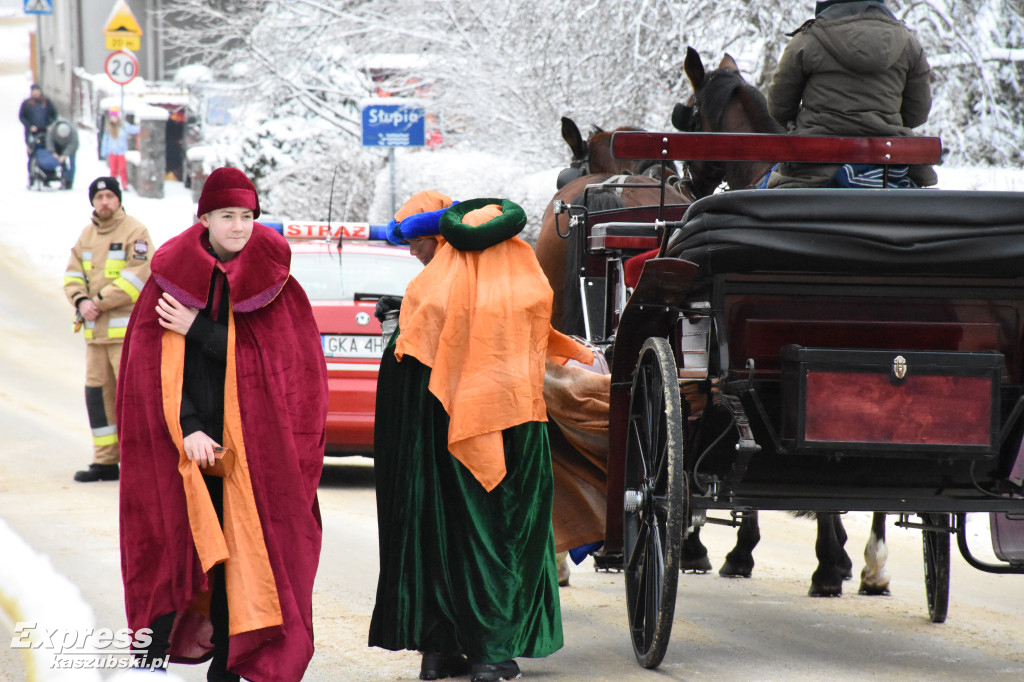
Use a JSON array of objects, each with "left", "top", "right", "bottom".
[{"left": 34, "top": 0, "right": 78, "bottom": 117}]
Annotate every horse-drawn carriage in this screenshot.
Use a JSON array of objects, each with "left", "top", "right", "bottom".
[{"left": 548, "top": 130, "right": 1024, "bottom": 669}]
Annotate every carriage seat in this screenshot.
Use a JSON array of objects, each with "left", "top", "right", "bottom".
[
  {"left": 663, "top": 188, "right": 1024, "bottom": 278},
  {"left": 590, "top": 221, "right": 662, "bottom": 251}
]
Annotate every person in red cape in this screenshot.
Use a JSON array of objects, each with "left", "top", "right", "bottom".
[{"left": 116, "top": 167, "right": 328, "bottom": 681}]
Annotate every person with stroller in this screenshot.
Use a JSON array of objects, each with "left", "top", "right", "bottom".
[
  {"left": 19, "top": 83, "right": 57, "bottom": 143},
  {"left": 20, "top": 83, "right": 58, "bottom": 187},
  {"left": 101, "top": 109, "right": 139, "bottom": 191},
  {"left": 46, "top": 118, "right": 79, "bottom": 189}
]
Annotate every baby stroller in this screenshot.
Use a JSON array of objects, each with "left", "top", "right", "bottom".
[{"left": 27, "top": 131, "right": 67, "bottom": 190}]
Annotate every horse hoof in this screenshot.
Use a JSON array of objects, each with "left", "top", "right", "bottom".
[
  {"left": 718, "top": 560, "right": 753, "bottom": 579},
  {"left": 808, "top": 584, "right": 843, "bottom": 598},
  {"left": 858, "top": 583, "right": 891, "bottom": 596},
  {"left": 681, "top": 556, "right": 713, "bottom": 574}
]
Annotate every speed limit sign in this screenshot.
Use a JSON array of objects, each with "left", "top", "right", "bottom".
[{"left": 105, "top": 50, "right": 139, "bottom": 86}]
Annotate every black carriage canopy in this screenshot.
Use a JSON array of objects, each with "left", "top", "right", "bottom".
[{"left": 665, "top": 189, "right": 1024, "bottom": 277}]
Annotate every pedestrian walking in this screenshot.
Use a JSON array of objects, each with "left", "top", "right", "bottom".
[
  {"left": 101, "top": 109, "right": 139, "bottom": 191},
  {"left": 370, "top": 198, "right": 591, "bottom": 682},
  {"left": 19, "top": 83, "right": 56, "bottom": 143},
  {"left": 117, "top": 167, "right": 328, "bottom": 681}
]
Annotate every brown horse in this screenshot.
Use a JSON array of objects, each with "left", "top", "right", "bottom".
[
  {"left": 536, "top": 117, "right": 690, "bottom": 335},
  {"left": 670, "top": 46, "right": 891, "bottom": 598}
]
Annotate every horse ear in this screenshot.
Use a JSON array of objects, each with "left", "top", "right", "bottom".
[
  {"left": 561, "top": 117, "right": 587, "bottom": 161},
  {"left": 719, "top": 53, "right": 740, "bottom": 73},
  {"left": 684, "top": 46, "right": 705, "bottom": 90}
]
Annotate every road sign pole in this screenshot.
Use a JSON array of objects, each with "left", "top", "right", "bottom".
[{"left": 388, "top": 148, "right": 396, "bottom": 218}]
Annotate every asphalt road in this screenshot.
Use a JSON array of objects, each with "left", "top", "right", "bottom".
[{"left": 3, "top": 241, "right": 1024, "bottom": 682}]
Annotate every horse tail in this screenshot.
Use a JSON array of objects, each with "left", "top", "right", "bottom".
[{"left": 558, "top": 185, "right": 625, "bottom": 337}]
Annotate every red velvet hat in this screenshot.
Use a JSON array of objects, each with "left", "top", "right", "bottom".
[{"left": 198, "top": 167, "right": 261, "bottom": 219}]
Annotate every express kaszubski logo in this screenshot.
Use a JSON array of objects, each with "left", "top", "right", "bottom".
[{"left": 10, "top": 622, "right": 164, "bottom": 671}]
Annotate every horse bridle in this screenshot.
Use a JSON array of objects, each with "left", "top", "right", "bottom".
[{"left": 556, "top": 143, "right": 592, "bottom": 190}]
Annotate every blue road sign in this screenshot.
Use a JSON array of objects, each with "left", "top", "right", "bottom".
[
  {"left": 361, "top": 102, "right": 425, "bottom": 148},
  {"left": 24, "top": 0, "right": 53, "bottom": 15}
]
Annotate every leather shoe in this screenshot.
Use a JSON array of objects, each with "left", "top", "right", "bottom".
[
  {"left": 470, "top": 660, "right": 520, "bottom": 682},
  {"left": 74, "top": 463, "right": 119, "bottom": 482},
  {"left": 420, "top": 652, "right": 470, "bottom": 680}
]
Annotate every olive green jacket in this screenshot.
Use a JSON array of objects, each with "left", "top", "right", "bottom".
[{"left": 766, "top": 1, "right": 933, "bottom": 188}]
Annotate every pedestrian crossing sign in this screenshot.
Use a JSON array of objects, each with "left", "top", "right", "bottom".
[{"left": 23, "top": 0, "right": 53, "bottom": 15}]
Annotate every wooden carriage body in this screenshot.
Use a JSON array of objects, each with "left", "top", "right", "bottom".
[{"left": 560, "top": 132, "right": 1024, "bottom": 668}]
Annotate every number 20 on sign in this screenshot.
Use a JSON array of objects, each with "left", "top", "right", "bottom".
[{"left": 104, "top": 51, "right": 138, "bottom": 86}]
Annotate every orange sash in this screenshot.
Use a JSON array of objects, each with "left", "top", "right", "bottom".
[
  {"left": 396, "top": 237, "right": 591, "bottom": 491},
  {"left": 160, "top": 307, "right": 282, "bottom": 635}
]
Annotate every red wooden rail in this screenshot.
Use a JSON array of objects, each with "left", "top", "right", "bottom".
[{"left": 610, "top": 131, "right": 942, "bottom": 165}]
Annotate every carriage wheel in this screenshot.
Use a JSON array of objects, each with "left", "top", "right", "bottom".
[
  {"left": 623, "top": 337, "right": 687, "bottom": 668},
  {"left": 921, "top": 512, "right": 950, "bottom": 623}
]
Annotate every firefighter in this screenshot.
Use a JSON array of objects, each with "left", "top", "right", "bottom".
[{"left": 64, "top": 177, "right": 153, "bottom": 482}]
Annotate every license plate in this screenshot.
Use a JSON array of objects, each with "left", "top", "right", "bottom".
[{"left": 322, "top": 334, "right": 383, "bottom": 359}]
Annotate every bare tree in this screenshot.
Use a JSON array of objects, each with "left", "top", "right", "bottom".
[{"left": 161, "top": 0, "right": 1024, "bottom": 214}]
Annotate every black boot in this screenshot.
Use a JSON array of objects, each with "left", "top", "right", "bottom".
[
  {"left": 207, "top": 563, "right": 239, "bottom": 682},
  {"left": 469, "top": 660, "right": 521, "bottom": 682},
  {"left": 420, "top": 652, "right": 470, "bottom": 680},
  {"left": 74, "top": 463, "right": 119, "bottom": 482},
  {"left": 132, "top": 612, "right": 174, "bottom": 672}
]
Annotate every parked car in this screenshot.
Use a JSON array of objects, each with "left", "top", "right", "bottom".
[{"left": 286, "top": 234, "right": 421, "bottom": 456}]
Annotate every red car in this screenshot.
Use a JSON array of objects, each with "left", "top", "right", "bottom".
[{"left": 287, "top": 237, "right": 421, "bottom": 455}]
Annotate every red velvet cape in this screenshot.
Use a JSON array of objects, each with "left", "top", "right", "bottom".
[{"left": 116, "top": 222, "right": 328, "bottom": 681}]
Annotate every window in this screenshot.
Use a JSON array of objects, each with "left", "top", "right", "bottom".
[{"left": 290, "top": 250, "right": 421, "bottom": 301}]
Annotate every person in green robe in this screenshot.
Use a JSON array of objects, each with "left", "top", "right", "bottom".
[{"left": 370, "top": 198, "right": 581, "bottom": 682}]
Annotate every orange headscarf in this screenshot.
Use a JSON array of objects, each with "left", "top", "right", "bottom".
[{"left": 396, "top": 203, "right": 591, "bottom": 490}]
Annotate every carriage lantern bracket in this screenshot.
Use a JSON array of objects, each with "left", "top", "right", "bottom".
[{"left": 552, "top": 199, "right": 585, "bottom": 239}]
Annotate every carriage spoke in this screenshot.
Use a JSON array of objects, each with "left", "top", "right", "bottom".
[
  {"left": 629, "top": 418, "right": 649, "bottom": 481},
  {"left": 640, "top": 367, "right": 655, "bottom": 461},
  {"left": 628, "top": 539, "right": 650, "bottom": 631},
  {"left": 644, "top": 516, "right": 665, "bottom": 648},
  {"left": 626, "top": 520, "right": 651, "bottom": 573}
]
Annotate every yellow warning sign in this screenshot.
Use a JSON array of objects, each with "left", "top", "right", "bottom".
[{"left": 104, "top": 0, "right": 143, "bottom": 51}]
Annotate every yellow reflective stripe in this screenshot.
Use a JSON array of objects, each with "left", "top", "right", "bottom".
[
  {"left": 84, "top": 328, "right": 93, "bottom": 339},
  {"left": 83, "top": 260, "right": 92, "bottom": 271},
  {"left": 106, "top": 316, "right": 130, "bottom": 339},
  {"left": 64, "top": 274, "right": 86, "bottom": 286},
  {"left": 105, "top": 258, "right": 126, "bottom": 280},
  {"left": 112, "top": 277, "right": 141, "bottom": 301},
  {"left": 93, "top": 432, "right": 119, "bottom": 447}
]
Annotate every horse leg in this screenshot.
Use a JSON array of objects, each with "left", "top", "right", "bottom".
[
  {"left": 834, "top": 513, "right": 854, "bottom": 580},
  {"left": 809, "top": 512, "right": 846, "bottom": 597},
  {"left": 858, "top": 512, "right": 891, "bottom": 595},
  {"left": 718, "top": 511, "right": 760, "bottom": 578},
  {"left": 681, "top": 527, "right": 713, "bottom": 573}
]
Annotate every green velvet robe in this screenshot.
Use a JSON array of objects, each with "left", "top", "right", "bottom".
[{"left": 369, "top": 339, "right": 563, "bottom": 663}]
